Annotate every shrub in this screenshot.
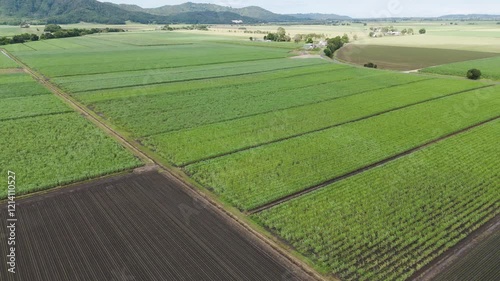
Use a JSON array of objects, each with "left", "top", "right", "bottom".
[
  {"left": 323, "top": 48, "right": 332, "bottom": 58},
  {"left": 467, "top": 69, "right": 481, "bottom": 80},
  {"left": 364, "top": 62, "right": 378, "bottom": 68}
]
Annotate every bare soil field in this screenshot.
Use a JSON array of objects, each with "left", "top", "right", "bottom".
[
  {"left": 336, "top": 45, "right": 499, "bottom": 70},
  {"left": 417, "top": 216, "right": 500, "bottom": 281},
  {"left": 0, "top": 171, "right": 314, "bottom": 281}
]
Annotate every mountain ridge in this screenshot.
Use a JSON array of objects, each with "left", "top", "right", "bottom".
[{"left": 0, "top": 0, "right": 497, "bottom": 25}]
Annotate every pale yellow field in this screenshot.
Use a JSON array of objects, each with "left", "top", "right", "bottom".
[
  {"left": 205, "top": 22, "right": 500, "bottom": 52},
  {"left": 354, "top": 35, "right": 500, "bottom": 53},
  {"left": 206, "top": 24, "right": 370, "bottom": 41},
  {"left": 354, "top": 22, "right": 500, "bottom": 53}
]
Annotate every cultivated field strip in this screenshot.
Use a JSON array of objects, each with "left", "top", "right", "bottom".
[
  {"left": 0, "top": 73, "right": 53, "bottom": 99},
  {"left": 186, "top": 86, "right": 500, "bottom": 210},
  {"left": 252, "top": 119, "right": 500, "bottom": 281},
  {"left": 8, "top": 43, "right": 292, "bottom": 77},
  {"left": 0, "top": 95, "right": 72, "bottom": 121},
  {"left": 421, "top": 56, "right": 500, "bottom": 81},
  {"left": 55, "top": 58, "right": 331, "bottom": 92},
  {"left": 0, "top": 172, "right": 313, "bottom": 281},
  {"left": 88, "top": 32, "right": 202, "bottom": 46},
  {"left": 0, "top": 113, "right": 142, "bottom": 198},
  {"left": 73, "top": 63, "right": 350, "bottom": 103},
  {"left": 0, "top": 71, "right": 142, "bottom": 198},
  {"left": 0, "top": 75, "right": 73, "bottom": 121},
  {"left": 143, "top": 79, "right": 490, "bottom": 166},
  {"left": 0, "top": 73, "right": 32, "bottom": 84},
  {"left": 92, "top": 71, "right": 425, "bottom": 137},
  {"left": 432, "top": 224, "right": 500, "bottom": 281}
]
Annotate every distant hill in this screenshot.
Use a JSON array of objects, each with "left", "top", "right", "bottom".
[
  {"left": 0, "top": 0, "right": 295, "bottom": 24},
  {"left": 438, "top": 14, "right": 500, "bottom": 20},
  {"left": 287, "top": 13, "right": 352, "bottom": 21},
  {"left": 0, "top": 0, "right": 171, "bottom": 24},
  {"left": 123, "top": 2, "right": 298, "bottom": 22},
  {"left": 2, "top": 0, "right": 495, "bottom": 25}
]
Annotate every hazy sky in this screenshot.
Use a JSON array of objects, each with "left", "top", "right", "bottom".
[{"left": 100, "top": 0, "right": 500, "bottom": 18}]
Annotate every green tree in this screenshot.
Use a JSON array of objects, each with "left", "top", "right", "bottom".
[
  {"left": 11, "top": 35, "right": 26, "bottom": 43},
  {"left": 265, "top": 33, "right": 276, "bottom": 41},
  {"left": 44, "top": 24, "right": 62, "bottom": 33},
  {"left": 341, "top": 34, "right": 349, "bottom": 44},
  {"left": 407, "top": 28, "right": 414, "bottom": 35},
  {"left": 323, "top": 36, "right": 345, "bottom": 58},
  {"left": 306, "top": 38, "right": 313, "bottom": 43},
  {"left": 419, "top": 28, "right": 426, "bottom": 34},
  {"left": 0, "top": 37, "right": 12, "bottom": 45},
  {"left": 277, "top": 27, "right": 286, "bottom": 40},
  {"left": 324, "top": 48, "right": 332, "bottom": 58},
  {"left": 467, "top": 69, "right": 481, "bottom": 80}
]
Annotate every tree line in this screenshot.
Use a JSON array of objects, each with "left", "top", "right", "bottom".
[{"left": 0, "top": 25, "right": 124, "bottom": 46}]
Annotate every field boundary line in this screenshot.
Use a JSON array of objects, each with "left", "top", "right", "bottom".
[
  {"left": 1, "top": 49, "right": 18, "bottom": 61},
  {"left": 2, "top": 48, "right": 328, "bottom": 281},
  {"left": 60, "top": 39, "right": 93, "bottom": 49},
  {"left": 180, "top": 84, "right": 493, "bottom": 167},
  {"left": 0, "top": 110, "right": 74, "bottom": 123},
  {"left": 143, "top": 77, "right": 433, "bottom": 139},
  {"left": 21, "top": 43, "right": 37, "bottom": 51},
  {"left": 248, "top": 115, "right": 500, "bottom": 214}
]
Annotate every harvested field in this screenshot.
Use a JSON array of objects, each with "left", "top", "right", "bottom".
[
  {"left": 0, "top": 171, "right": 313, "bottom": 281},
  {"left": 336, "top": 45, "right": 499, "bottom": 70}
]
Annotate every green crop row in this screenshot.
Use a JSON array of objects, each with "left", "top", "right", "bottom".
[
  {"left": 0, "top": 78, "right": 52, "bottom": 99},
  {"left": 92, "top": 70, "right": 424, "bottom": 137},
  {"left": 27, "top": 39, "right": 91, "bottom": 51},
  {"left": 0, "top": 73, "right": 142, "bottom": 198},
  {"left": 0, "top": 95, "right": 72, "bottom": 121},
  {"left": 144, "top": 78, "right": 488, "bottom": 166},
  {"left": 0, "top": 113, "right": 142, "bottom": 199},
  {"left": 11, "top": 43, "right": 292, "bottom": 77},
  {"left": 0, "top": 73, "right": 34, "bottom": 84},
  {"left": 87, "top": 32, "right": 211, "bottom": 46},
  {"left": 252, "top": 119, "right": 500, "bottom": 281},
  {"left": 54, "top": 58, "right": 330, "bottom": 92},
  {"left": 186, "top": 86, "right": 500, "bottom": 211},
  {"left": 73, "top": 63, "right": 349, "bottom": 103},
  {"left": 421, "top": 56, "right": 500, "bottom": 81}
]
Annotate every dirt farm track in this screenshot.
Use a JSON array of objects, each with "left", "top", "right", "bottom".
[{"left": 0, "top": 171, "right": 314, "bottom": 281}]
